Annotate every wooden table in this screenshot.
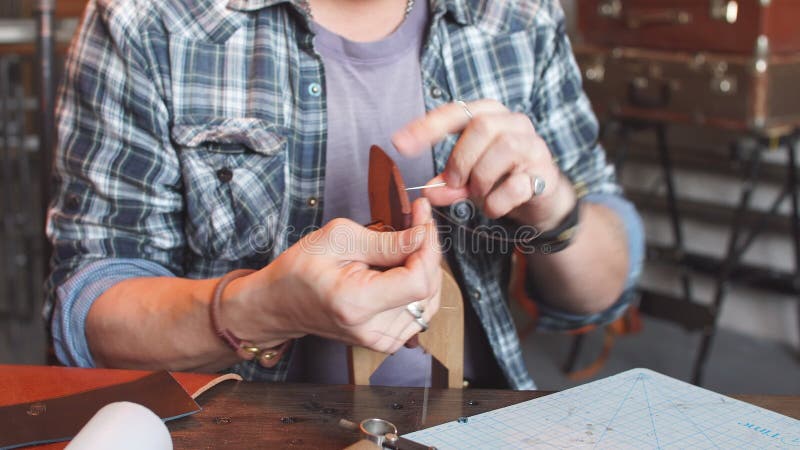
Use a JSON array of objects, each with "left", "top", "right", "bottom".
[{"left": 2, "top": 365, "right": 799, "bottom": 449}]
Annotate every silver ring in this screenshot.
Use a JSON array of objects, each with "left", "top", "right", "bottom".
[
  {"left": 406, "top": 301, "right": 424, "bottom": 319},
  {"left": 414, "top": 316, "right": 429, "bottom": 332},
  {"left": 456, "top": 100, "right": 473, "bottom": 119},
  {"left": 531, "top": 175, "right": 546, "bottom": 198}
]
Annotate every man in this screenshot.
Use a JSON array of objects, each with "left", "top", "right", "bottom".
[{"left": 48, "top": 0, "right": 643, "bottom": 389}]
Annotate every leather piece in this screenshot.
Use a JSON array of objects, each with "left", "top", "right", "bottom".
[
  {"left": 0, "top": 371, "right": 200, "bottom": 449},
  {"left": 368, "top": 145, "right": 412, "bottom": 232}
]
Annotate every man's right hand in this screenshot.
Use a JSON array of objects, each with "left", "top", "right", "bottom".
[{"left": 223, "top": 198, "right": 441, "bottom": 354}]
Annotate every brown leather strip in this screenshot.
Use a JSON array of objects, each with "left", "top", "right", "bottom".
[
  {"left": 210, "top": 269, "right": 258, "bottom": 351},
  {"left": 0, "top": 371, "right": 199, "bottom": 449}
]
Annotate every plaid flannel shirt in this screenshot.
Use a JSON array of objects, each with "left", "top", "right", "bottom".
[{"left": 47, "top": 0, "right": 642, "bottom": 389}]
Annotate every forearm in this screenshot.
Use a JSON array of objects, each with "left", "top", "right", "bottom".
[
  {"left": 86, "top": 276, "right": 241, "bottom": 372},
  {"left": 83, "top": 207, "right": 440, "bottom": 372},
  {"left": 524, "top": 201, "right": 629, "bottom": 315}
]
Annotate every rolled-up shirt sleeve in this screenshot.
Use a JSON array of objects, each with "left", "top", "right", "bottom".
[
  {"left": 52, "top": 258, "right": 176, "bottom": 367},
  {"left": 45, "top": 2, "right": 185, "bottom": 327},
  {"left": 520, "top": 2, "right": 644, "bottom": 332},
  {"left": 531, "top": 192, "right": 645, "bottom": 332}
]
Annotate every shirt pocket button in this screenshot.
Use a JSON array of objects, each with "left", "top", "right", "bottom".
[
  {"left": 66, "top": 194, "right": 81, "bottom": 211},
  {"left": 216, "top": 167, "right": 233, "bottom": 183}
]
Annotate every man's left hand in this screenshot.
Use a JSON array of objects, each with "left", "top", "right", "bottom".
[{"left": 392, "top": 99, "right": 576, "bottom": 231}]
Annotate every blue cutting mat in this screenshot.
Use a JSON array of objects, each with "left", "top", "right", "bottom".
[{"left": 404, "top": 368, "right": 800, "bottom": 449}]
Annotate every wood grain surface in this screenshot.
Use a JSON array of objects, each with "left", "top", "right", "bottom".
[
  {"left": 2, "top": 365, "right": 798, "bottom": 449},
  {"left": 169, "top": 381, "right": 546, "bottom": 449},
  {"left": 169, "top": 381, "right": 800, "bottom": 449}
]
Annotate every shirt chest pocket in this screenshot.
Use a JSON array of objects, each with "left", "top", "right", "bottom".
[{"left": 172, "top": 117, "right": 287, "bottom": 262}]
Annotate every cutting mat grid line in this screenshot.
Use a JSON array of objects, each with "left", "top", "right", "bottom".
[
  {"left": 644, "top": 374, "right": 724, "bottom": 449},
  {"left": 645, "top": 373, "right": 795, "bottom": 449},
  {"left": 404, "top": 369, "right": 800, "bottom": 449},
  {"left": 592, "top": 373, "right": 646, "bottom": 447}
]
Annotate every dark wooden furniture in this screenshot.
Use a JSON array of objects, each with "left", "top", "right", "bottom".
[
  {"left": 2, "top": 365, "right": 798, "bottom": 450},
  {"left": 576, "top": 44, "right": 800, "bottom": 134},
  {"left": 578, "top": 0, "right": 800, "bottom": 55},
  {"left": 573, "top": 0, "right": 800, "bottom": 386}
]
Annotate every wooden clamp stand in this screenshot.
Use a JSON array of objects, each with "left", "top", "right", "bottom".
[{"left": 347, "top": 146, "right": 464, "bottom": 388}]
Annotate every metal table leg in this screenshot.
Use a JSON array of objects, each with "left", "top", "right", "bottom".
[
  {"left": 692, "top": 138, "right": 763, "bottom": 385},
  {"left": 787, "top": 131, "right": 800, "bottom": 357},
  {"left": 655, "top": 123, "right": 694, "bottom": 304}
]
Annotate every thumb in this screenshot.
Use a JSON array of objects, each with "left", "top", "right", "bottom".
[{"left": 325, "top": 220, "right": 428, "bottom": 267}]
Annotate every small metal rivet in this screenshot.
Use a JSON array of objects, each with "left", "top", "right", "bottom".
[
  {"left": 307, "top": 197, "right": 318, "bottom": 207},
  {"left": 308, "top": 83, "right": 322, "bottom": 96},
  {"left": 430, "top": 86, "right": 443, "bottom": 98},
  {"left": 27, "top": 403, "right": 46, "bottom": 416},
  {"left": 472, "top": 290, "right": 481, "bottom": 300},
  {"left": 467, "top": 400, "right": 479, "bottom": 406}
]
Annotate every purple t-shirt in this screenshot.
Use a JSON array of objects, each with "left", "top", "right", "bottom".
[
  {"left": 287, "top": 1, "right": 434, "bottom": 387},
  {"left": 287, "top": 2, "right": 506, "bottom": 388}
]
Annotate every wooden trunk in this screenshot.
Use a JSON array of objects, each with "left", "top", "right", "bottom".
[
  {"left": 578, "top": 0, "right": 800, "bottom": 55},
  {"left": 574, "top": 44, "right": 800, "bottom": 136}
]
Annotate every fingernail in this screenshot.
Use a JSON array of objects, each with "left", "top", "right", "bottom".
[
  {"left": 445, "top": 171, "right": 461, "bottom": 187},
  {"left": 410, "top": 224, "right": 426, "bottom": 246}
]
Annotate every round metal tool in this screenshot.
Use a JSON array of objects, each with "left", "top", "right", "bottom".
[{"left": 359, "top": 418, "right": 398, "bottom": 447}]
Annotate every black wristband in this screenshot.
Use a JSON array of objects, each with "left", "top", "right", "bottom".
[{"left": 519, "top": 199, "right": 581, "bottom": 254}]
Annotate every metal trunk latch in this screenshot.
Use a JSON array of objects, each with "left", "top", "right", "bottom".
[
  {"left": 598, "top": 0, "right": 622, "bottom": 19},
  {"left": 597, "top": 0, "right": 691, "bottom": 29},
  {"left": 710, "top": 0, "right": 739, "bottom": 24}
]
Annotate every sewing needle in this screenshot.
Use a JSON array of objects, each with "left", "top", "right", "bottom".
[{"left": 405, "top": 182, "right": 447, "bottom": 191}]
